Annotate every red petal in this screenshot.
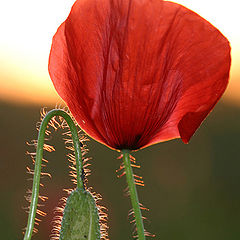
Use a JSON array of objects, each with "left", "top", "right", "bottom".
[{"left": 49, "top": 0, "right": 231, "bottom": 150}]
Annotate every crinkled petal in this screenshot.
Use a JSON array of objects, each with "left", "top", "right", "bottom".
[{"left": 49, "top": 0, "right": 231, "bottom": 150}]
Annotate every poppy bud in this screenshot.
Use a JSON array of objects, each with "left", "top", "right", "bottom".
[{"left": 59, "top": 188, "right": 100, "bottom": 240}]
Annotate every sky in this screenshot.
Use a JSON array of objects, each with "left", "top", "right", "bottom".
[{"left": 0, "top": 0, "right": 239, "bottom": 106}]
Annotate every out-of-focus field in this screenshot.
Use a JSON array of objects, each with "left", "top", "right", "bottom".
[{"left": 0, "top": 99, "right": 240, "bottom": 240}]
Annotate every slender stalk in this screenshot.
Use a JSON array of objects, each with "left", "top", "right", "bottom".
[
  {"left": 24, "top": 109, "right": 83, "bottom": 240},
  {"left": 122, "top": 150, "right": 145, "bottom": 240}
]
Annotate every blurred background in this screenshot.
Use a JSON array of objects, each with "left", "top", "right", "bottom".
[{"left": 0, "top": 0, "right": 239, "bottom": 239}]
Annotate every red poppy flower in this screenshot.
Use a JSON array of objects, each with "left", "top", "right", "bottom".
[{"left": 49, "top": 0, "right": 231, "bottom": 150}]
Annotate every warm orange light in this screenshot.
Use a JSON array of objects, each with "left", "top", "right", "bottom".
[
  {"left": 0, "top": 0, "right": 239, "bottom": 106},
  {"left": 0, "top": 54, "right": 59, "bottom": 105},
  {"left": 0, "top": 0, "right": 75, "bottom": 105}
]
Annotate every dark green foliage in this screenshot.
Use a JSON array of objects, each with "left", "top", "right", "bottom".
[{"left": 1, "top": 100, "right": 240, "bottom": 239}]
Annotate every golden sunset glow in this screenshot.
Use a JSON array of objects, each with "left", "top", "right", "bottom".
[{"left": 0, "top": 0, "right": 239, "bottom": 105}]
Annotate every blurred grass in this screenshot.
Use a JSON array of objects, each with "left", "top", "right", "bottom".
[{"left": 0, "top": 99, "right": 240, "bottom": 240}]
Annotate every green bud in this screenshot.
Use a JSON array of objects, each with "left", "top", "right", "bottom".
[{"left": 59, "top": 188, "right": 100, "bottom": 240}]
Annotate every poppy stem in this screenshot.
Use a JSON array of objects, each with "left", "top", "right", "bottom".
[
  {"left": 23, "top": 109, "right": 83, "bottom": 240},
  {"left": 122, "top": 150, "right": 145, "bottom": 240}
]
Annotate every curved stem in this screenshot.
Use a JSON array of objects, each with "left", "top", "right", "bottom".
[
  {"left": 122, "top": 150, "right": 145, "bottom": 240},
  {"left": 24, "top": 109, "right": 83, "bottom": 240}
]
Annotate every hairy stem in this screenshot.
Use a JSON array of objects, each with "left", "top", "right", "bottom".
[
  {"left": 122, "top": 150, "right": 145, "bottom": 240},
  {"left": 24, "top": 109, "right": 83, "bottom": 240}
]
